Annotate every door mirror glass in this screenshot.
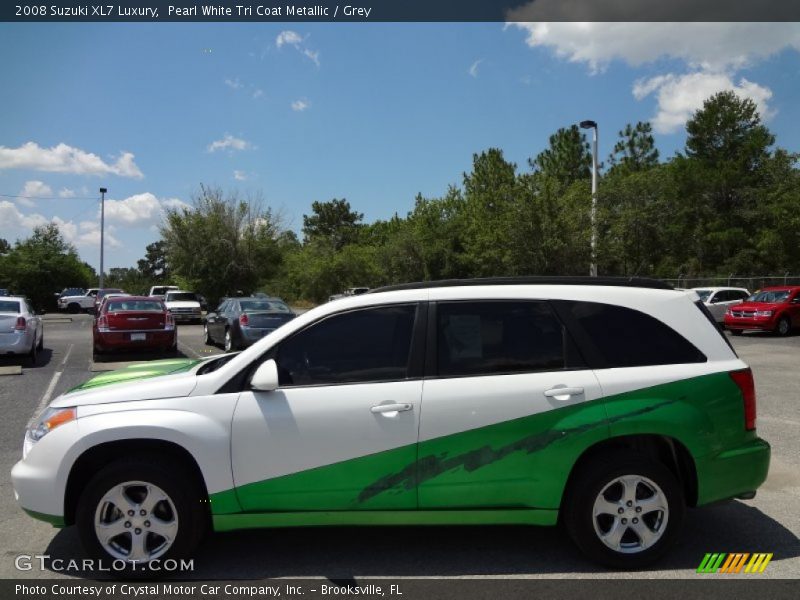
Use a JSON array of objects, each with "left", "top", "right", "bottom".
[{"left": 251, "top": 359, "right": 279, "bottom": 392}]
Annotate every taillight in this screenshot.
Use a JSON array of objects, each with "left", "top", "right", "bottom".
[
  {"left": 97, "top": 315, "right": 110, "bottom": 332},
  {"left": 15, "top": 316, "right": 26, "bottom": 331},
  {"left": 165, "top": 314, "right": 175, "bottom": 331},
  {"left": 239, "top": 313, "right": 249, "bottom": 327},
  {"left": 730, "top": 368, "right": 756, "bottom": 431}
]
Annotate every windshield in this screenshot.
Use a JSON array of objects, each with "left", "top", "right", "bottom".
[
  {"left": 97, "top": 289, "right": 123, "bottom": 298},
  {"left": 61, "top": 288, "right": 85, "bottom": 297},
  {"left": 747, "top": 290, "right": 790, "bottom": 303},
  {"left": 693, "top": 289, "right": 712, "bottom": 302},
  {"left": 0, "top": 300, "right": 21, "bottom": 313},
  {"left": 239, "top": 299, "right": 292, "bottom": 313},
  {"left": 166, "top": 293, "right": 198, "bottom": 302},
  {"left": 107, "top": 300, "right": 164, "bottom": 312}
]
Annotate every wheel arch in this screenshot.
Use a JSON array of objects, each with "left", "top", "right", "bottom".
[
  {"left": 64, "top": 439, "right": 210, "bottom": 526},
  {"left": 560, "top": 434, "right": 698, "bottom": 511}
]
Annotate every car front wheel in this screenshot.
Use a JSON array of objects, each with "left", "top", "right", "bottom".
[
  {"left": 563, "top": 452, "right": 685, "bottom": 569},
  {"left": 76, "top": 457, "right": 206, "bottom": 577},
  {"left": 776, "top": 316, "right": 791, "bottom": 336}
]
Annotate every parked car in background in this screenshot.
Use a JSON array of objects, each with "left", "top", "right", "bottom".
[
  {"left": 93, "top": 295, "right": 176, "bottom": 359},
  {"left": 328, "top": 287, "right": 371, "bottom": 302},
  {"left": 724, "top": 286, "right": 800, "bottom": 336},
  {"left": 0, "top": 296, "right": 44, "bottom": 365},
  {"left": 205, "top": 296, "right": 295, "bottom": 351},
  {"left": 164, "top": 290, "right": 202, "bottom": 324},
  {"left": 691, "top": 287, "right": 750, "bottom": 322},
  {"left": 0, "top": 288, "right": 10, "bottom": 296},
  {"left": 58, "top": 288, "right": 99, "bottom": 313},
  {"left": 148, "top": 285, "right": 180, "bottom": 299},
  {"left": 93, "top": 289, "right": 125, "bottom": 314}
]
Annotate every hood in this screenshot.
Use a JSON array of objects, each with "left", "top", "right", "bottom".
[
  {"left": 731, "top": 301, "right": 784, "bottom": 312},
  {"left": 51, "top": 358, "right": 202, "bottom": 407}
]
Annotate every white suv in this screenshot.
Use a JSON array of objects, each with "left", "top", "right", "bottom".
[{"left": 12, "top": 277, "right": 769, "bottom": 573}]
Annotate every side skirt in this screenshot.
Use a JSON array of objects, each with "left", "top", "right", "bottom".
[{"left": 213, "top": 509, "right": 558, "bottom": 532}]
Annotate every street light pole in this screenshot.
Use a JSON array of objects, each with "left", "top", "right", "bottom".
[
  {"left": 99, "top": 187, "right": 107, "bottom": 288},
  {"left": 580, "top": 120, "right": 598, "bottom": 277}
]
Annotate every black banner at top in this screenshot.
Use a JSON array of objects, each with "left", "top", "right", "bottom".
[{"left": 3, "top": 0, "right": 800, "bottom": 23}]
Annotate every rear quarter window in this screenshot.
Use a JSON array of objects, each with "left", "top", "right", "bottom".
[{"left": 554, "top": 300, "right": 706, "bottom": 368}]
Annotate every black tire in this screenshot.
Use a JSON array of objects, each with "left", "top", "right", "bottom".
[
  {"left": 776, "top": 315, "right": 791, "bottom": 337},
  {"left": 562, "top": 451, "right": 685, "bottom": 569},
  {"left": 27, "top": 337, "right": 38, "bottom": 367},
  {"left": 223, "top": 328, "right": 234, "bottom": 353},
  {"left": 67, "top": 303, "right": 80, "bottom": 314},
  {"left": 731, "top": 329, "right": 742, "bottom": 336},
  {"left": 76, "top": 456, "right": 207, "bottom": 579},
  {"left": 203, "top": 324, "right": 213, "bottom": 346},
  {"left": 37, "top": 330, "right": 44, "bottom": 350}
]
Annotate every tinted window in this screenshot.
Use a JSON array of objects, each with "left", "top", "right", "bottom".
[
  {"left": 0, "top": 300, "right": 21, "bottom": 313},
  {"left": 240, "top": 299, "right": 292, "bottom": 313},
  {"left": 436, "top": 301, "right": 571, "bottom": 377},
  {"left": 107, "top": 300, "right": 164, "bottom": 312},
  {"left": 276, "top": 305, "right": 417, "bottom": 386},
  {"left": 558, "top": 301, "right": 706, "bottom": 367}
]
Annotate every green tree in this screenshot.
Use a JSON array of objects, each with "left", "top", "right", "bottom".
[
  {"left": 0, "top": 238, "right": 10, "bottom": 255},
  {"left": 161, "top": 185, "right": 285, "bottom": 305},
  {"left": 607, "top": 122, "right": 659, "bottom": 175},
  {"left": 0, "top": 224, "right": 94, "bottom": 311},
  {"left": 137, "top": 240, "right": 169, "bottom": 281},
  {"left": 529, "top": 125, "right": 591, "bottom": 187},
  {"left": 302, "top": 198, "right": 364, "bottom": 250}
]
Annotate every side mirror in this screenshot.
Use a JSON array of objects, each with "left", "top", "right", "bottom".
[{"left": 251, "top": 359, "right": 279, "bottom": 392}]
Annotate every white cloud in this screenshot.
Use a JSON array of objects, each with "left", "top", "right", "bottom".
[
  {"left": 468, "top": 59, "right": 483, "bottom": 78},
  {"left": 207, "top": 134, "right": 253, "bottom": 153},
  {"left": 276, "top": 30, "right": 320, "bottom": 67},
  {"left": 508, "top": 22, "right": 800, "bottom": 73},
  {"left": 0, "top": 200, "right": 121, "bottom": 248},
  {"left": 103, "top": 192, "right": 190, "bottom": 226},
  {"left": 58, "top": 187, "right": 76, "bottom": 198},
  {"left": 0, "top": 142, "right": 143, "bottom": 178},
  {"left": 252, "top": 89, "right": 264, "bottom": 99},
  {"left": 16, "top": 180, "right": 52, "bottom": 207},
  {"left": 224, "top": 77, "right": 244, "bottom": 90},
  {"left": 291, "top": 99, "right": 310, "bottom": 112},
  {"left": 276, "top": 30, "right": 303, "bottom": 48},
  {"left": 634, "top": 72, "right": 775, "bottom": 133},
  {"left": 233, "top": 170, "right": 247, "bottom": 181}
]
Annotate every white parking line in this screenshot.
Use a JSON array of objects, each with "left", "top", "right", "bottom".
[
  {"left": 179, "top": 341, "right": 202, "bottom": 358},
  {"left": 28, "top": 343, "right": 73, "bottom": 424}
]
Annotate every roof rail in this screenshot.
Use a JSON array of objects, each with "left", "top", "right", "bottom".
[{"left": 371, "top": 276, "right": 674, "bottom": 293}]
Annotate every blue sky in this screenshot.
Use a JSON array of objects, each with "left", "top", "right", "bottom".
[{"left": 1, "top": 22, "right": 799, "bottom": 271}]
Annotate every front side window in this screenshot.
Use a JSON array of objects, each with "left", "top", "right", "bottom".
[
  {"left": 275, "top": 304, "right": 417, "bottom": 386},
  {"left": 436, "top": 301, "right": 570, "bottom": 377}
]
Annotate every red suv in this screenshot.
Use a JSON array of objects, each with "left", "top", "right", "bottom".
[
  {"left": 93, "top": 295, "right": 177, "bottom": 358},
  {"left": 724, "top": 286, "right": 800, "bottom": 336}
]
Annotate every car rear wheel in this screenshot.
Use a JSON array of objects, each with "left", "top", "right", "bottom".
[
  {"left": 563, "top": 452, "right": 685, "bottom": 569},
  {"left": 776, "top": 316, "right": 791, "bottom": 336},
  {"left": 27, "top": 337, "right": 38, "bottom": 366},
  {"left": 76, "top": 457, "right": 206, "bottom": 578},
  {"left": 37, "top": 330, "right": 44, "bottom": 350},
  {"left": 224, "top": 329, "right": 234, "bottom": 352},
  {"left": 203, "top": 324, "right": 212, "bottom": 346}
]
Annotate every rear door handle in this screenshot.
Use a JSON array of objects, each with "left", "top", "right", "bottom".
[
  {"left": 543, "top": 387, "right": 585, "bottom": 399},
  {"left": 371, "top": 403, "right": 413, "bottom": 414}
]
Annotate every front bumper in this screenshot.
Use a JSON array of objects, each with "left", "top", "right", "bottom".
[
  {"left": 724, "top": 316, "right": 776, "bottom": 331},
  {"left": 695, "top": 437, "right": 771, "bottom": 505}
]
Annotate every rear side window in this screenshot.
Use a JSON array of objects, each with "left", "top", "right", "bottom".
[
  {"left": 435, "top": 301, "right": 579, "bottom": 377},
  {"left": 556, "top": 301, "right": 706, "bottom": 368},
  {"left": 0, "top": 300, "right": 21, "bottom": 313},
  {"left": 276, "top": 304, "right": 417, "bottom": 386}
]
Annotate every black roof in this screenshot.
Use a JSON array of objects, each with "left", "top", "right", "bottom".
[{"left": 371, "top": 276, "right": 673, "bottom": 294}]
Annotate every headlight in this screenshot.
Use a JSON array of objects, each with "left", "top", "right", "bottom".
[
  {"left": 755, "top": 310, "right": 773, "bottom": 317},
  {"left": 27, "top": 407, "right": 76, "bottom": 444}
]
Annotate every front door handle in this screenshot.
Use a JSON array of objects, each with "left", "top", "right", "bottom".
[
  {"left": 371, "top": 403, "right": 413, "bottom": 414},
  {"left": 543, "top": 387, "right": 585, "bottom": 400}
]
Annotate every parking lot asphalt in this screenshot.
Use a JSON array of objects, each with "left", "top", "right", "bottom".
[{"left": 0, "top": 314, "right": 798, "bottom": 580}]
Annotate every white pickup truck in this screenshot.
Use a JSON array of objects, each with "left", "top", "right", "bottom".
[
  {"left": 163, "top": 290, "right": 203, "bottom": 324},
  {"left": 57, "top": 288, "right": 99, "bottom": 313}
]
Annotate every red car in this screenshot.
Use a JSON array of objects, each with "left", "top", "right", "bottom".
[
  {"left": 724, "top": 286, "right": 800, "bottom": 336},
  {"left": 93, "top": 295, "right": 177, "bottom": 358}
]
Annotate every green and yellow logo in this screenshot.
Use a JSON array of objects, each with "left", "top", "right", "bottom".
[{"left": 697, "top": 553, "right": 773, "bottom": 574}]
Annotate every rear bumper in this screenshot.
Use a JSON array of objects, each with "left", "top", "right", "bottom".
[
  {"left": 240, "top": 327, "right": 276, "bottom": 347},
  {"left": 0, "top": 331, "right": 34, "bottom": 355},
  {"left": 696, "top": 437, "right": 771, "bottom": 505},
  {"left": 94, "top": 330, "right": 176, "bottom": 351}
]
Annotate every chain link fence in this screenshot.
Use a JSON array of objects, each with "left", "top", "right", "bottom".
[{"left": 663, "top": 275, "right": 800, "bottom": 291}]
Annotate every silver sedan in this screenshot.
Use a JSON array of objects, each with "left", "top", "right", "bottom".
[{"left": 0, "top": 296, "right": 43, "bottom": 365}]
